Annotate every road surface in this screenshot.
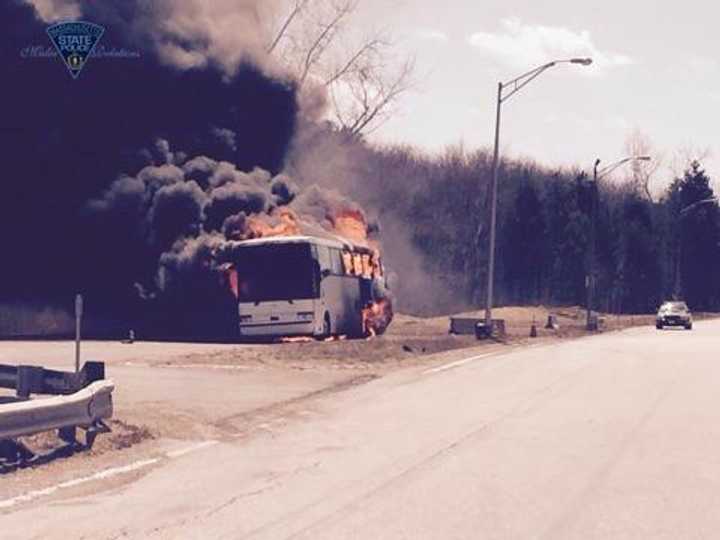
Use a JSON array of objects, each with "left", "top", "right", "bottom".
[{"left": 2, "top": 321, "right": 720, "bottom": 539}]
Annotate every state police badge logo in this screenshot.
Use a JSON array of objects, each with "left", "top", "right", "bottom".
[{"left": 46, "top": 21, "right": 105, "bottom": 79}]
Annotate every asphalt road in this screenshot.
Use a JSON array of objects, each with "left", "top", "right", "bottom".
[{"left": 3, "top": 321, "right": 720, "bottom": 539}]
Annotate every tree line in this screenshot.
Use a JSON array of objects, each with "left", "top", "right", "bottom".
[{"left": 296, "top": 128, "right": 720, "bottom": 316}]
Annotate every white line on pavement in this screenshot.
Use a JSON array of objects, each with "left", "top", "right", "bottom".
[
  {"left": 0, "top": 458, "right": 159, "bottom": 510},
  {"left": 422, "top": 353, "right": 494, "bottom": 375},
  {"left": 0, "top": 439, "right": 220, "bottom": 511},
  {"left": 165, "top": 440, "right": 219, "bottom": 458}
]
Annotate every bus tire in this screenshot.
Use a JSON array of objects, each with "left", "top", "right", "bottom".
[{"left": 320, "top": 312, "right": 332, "bottom": 339}]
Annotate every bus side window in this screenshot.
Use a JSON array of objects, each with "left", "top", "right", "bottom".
[
  {"left": 330, "top": 248, "right": 344, "bottom": 275},
  {"left": 317, "top": 245, "right": 332, "bottom": 272}
]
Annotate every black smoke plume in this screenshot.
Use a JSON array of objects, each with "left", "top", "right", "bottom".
[
  {"left": 0, "top": 0, "right": 297, "bottom": 332},
  {"left": 87, "top": 140, "right": 386, "bottom": 338}
]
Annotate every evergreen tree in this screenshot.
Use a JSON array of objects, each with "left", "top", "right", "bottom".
[
  {"left": 665, "top": 161, "right": 720, "bottom": 310},
  {"left": 617, "top": 195, "right": 663, "bottom": 312},
  {"left": 544, "top": 174, "right": 590, "bottom": 305},
  {"left": 502, "top": 175, "right": 546, "bottom": 304}
]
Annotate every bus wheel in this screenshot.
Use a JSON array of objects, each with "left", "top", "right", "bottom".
[{"left": 320, "top": 313, "right": 332, "bottom": 339}]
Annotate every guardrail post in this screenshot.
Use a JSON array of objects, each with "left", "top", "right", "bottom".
[{"left": 59, "top": 426, "right": 78, "bottom": 445}]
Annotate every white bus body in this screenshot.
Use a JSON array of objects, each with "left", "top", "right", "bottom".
[{"left": 228, "top": 235, "right": 381, "bottom": 339}]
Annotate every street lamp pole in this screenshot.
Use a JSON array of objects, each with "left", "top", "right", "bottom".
[
  {"left": 484, "top": 58, "right": 593, "bottom": 331},
  {"left": 485, "top": 81, "right": 502, "bottom": 331},
  {"left": 586, "top": 155, "right": 651, "bottom": 329},
  {"left": 587, "top": 159, "right": 601, "bottom": 330}
]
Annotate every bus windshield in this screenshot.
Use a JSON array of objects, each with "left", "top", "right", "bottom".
[{"left": 233, "top": 243, "right": 317, "bottom": 302}]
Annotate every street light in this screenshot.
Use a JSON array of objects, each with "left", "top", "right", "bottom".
[
  {"left": 586, "top": 155, "right": 652, "bottom": 329},
  {"left": 484, "top": 57, "right": 593, "bottom": 331}
]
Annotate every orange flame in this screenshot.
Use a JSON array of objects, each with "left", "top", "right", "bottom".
[
  {"left": 362, "top": 297, "right": 393, "bottom": 338},
  {"left": 331, "top": 209, "right": 370, "bottom": 246},
  {"left": 280, "top": 336, "right": 314, "bottom": 343},
  {"left": 219, "top": 263, "right": 239, "bottom": 298},
  {"left": 227, "top": 207, "right": 301, "bottom": 241}
]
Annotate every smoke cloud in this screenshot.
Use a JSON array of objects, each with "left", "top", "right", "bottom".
[
  {"left": 27, "top": 0, "right": 285, "bottom": 78},
  {"left": 0, "top": 0, "right": 296, "bottom": 317},
  {"left": 1, "top": 0, "right": 396, "bottom": 335},
  {"left": 286, "top": 120, "right": 447, "bottom": 314}
]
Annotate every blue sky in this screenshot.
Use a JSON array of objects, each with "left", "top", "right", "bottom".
[{"left": 358, "top": 0, "right": 720, "bottom": 191}]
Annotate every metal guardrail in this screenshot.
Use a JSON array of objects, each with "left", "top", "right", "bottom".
[
  {"left": 0, "top": 361, "right": 105, "bottom": 397},
  {"left": 0, "top": 380, "right": 114, "bottom": 440},
  {"left": 0, "top": 361, "right": 114, "bottom": 470}
]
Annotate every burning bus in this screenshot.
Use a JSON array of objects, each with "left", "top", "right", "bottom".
[{"left": 221, "top": 235, "right": 393, "bottom": 339}]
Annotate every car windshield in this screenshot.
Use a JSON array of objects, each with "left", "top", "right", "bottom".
[{"left": 662, "top": 302, "right": 688, "bottom": 311}]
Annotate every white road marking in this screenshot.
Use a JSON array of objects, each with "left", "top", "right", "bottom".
[
  {"left": 422, "top": 353, "right": 494, "bottom": 375},
  {"left": 422, "top": 341, "right": 559, "bottom": 376},
  {"left": 165, "top": 440, "right": 219, "bottom": 458},
  {"left": 0, "top": 458, "right": 159, "bottom": 510},
  {"left": 0, "top": 439, "right": 220, "bottom": 510}
]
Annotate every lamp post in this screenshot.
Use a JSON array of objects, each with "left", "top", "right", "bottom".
[
  {"left": 484, "top": 57, "right": 593, "bottom": 331},
  {"left": 586, "top": 155, "right": 651, "bottom": 329}
]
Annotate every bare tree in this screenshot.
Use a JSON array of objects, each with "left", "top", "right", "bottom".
[
  {"left": 623, "top": 129, "right": 663, "bottom": 201},
  {"left": 330, "top": 54, "right": 415, "bottom": 136},
  {"left": 668, "top": 144, "right": 712, "bottom": 178},
  {"left": 267, "top": 0, "right": 310, "bottom": 56},
  {"left": 266, "top": 0, "right": 415, "bottom": 136}
]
